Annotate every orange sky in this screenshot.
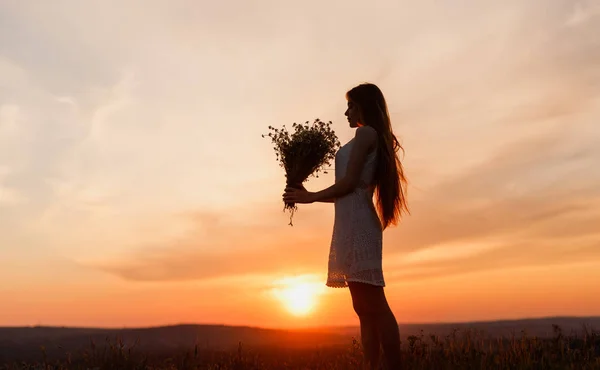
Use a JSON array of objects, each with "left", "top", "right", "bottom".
[{"left": 1, "top": 0, "right": 599, "bottom": 329}]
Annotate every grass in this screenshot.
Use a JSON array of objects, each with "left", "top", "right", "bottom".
[{"left": 1, "top": 325, "right": 599, "bottom": 369}]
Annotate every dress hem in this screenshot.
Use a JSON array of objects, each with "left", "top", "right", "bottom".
[{"left": 326, "top": 279, "right": 385, "bottom": 288}]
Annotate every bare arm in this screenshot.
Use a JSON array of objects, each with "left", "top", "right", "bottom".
[
  {"left": 308, "top": 126, "right": 377, "bottom": 203},
  {"left": 294, "top": 184, "right": 334, "bottom": 203},
  {"left": 316, "top": 197, "right": 335, "bottom": 203}
]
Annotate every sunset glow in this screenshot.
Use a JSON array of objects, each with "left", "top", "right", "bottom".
[
  {"left": 270, "top": 276, "right": 326, "bottom": 317},
  {"left": 0, "top": 0, "right": 599, "bottom": 329}
]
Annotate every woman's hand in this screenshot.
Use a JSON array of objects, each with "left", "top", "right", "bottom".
[{"left": 283, "top": 187, "right": 316, "bottom": 204}]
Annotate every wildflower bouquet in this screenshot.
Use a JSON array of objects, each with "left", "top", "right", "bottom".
[{"left": 263, "top": 119, "right": 340, "bottom": 225}]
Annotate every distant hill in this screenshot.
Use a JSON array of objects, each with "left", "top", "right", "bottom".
[
  {"left": 313, "top": 316, "right": 600, "bottom": 338},
  {"left": 1, "top": 316, "right": 598, "bottom": 362},
  {"left": 397, "top": 316, "right": 600, "bottom": 339}
]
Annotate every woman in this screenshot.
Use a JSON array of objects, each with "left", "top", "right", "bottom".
[{"left": 283, "top": 83, "right": 409, "bottom": 369}]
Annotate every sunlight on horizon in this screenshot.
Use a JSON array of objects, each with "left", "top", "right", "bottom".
[{"left": 269, "top": 275, "right": 327, "bottom": 317}]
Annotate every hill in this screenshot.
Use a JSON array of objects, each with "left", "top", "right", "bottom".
[{"left": 0, "top": 316, "right": 598, "bottom": 363}]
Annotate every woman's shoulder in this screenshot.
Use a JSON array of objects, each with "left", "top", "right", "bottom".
[
  {"left": 354, "top": 125, "right": 378, "bottom": 144},
  {"left": 353, "top": 126, "right": 378, "bottom": 152},
  {"left": 356, "top": 125, "right": 377, "bottom": 137}
]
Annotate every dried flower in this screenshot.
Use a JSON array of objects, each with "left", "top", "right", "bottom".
[{"left": 263, "top": 119, "right": 341, "bottom": 225}]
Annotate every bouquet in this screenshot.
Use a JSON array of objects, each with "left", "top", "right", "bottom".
[{"left": 263, "top": 119, "right": 341, "bottom": 225}]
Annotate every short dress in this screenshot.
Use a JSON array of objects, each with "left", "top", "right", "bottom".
[{"left": 326, "top": 137, "right": 385, "bottom": 288}]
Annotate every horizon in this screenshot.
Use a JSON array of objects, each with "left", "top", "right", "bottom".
[
  {"left": 1, "top": 0, "right": 599, "bottom": 330},
  {"left": 2, "top": 315, "right": 600, "bottom": 332}
]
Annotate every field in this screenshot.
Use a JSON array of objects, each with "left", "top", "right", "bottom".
[{"left": 1, "top": 318, "right": 599, "bottom": 369}]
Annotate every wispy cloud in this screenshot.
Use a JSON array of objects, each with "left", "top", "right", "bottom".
[
  {"left": 69, "top": 0, "right": 600, "bottom": 287},
  {"left": 398, "top": 240, "right": 504, "bottom": 265},
  {"left": 565, "top": 1, "right": 600, "bottom": 27},
  {"left": 0, "top": 104, "right": 20, "bottom": 135},
  {"left": 39, "top": 70, "right": 137, "bottom": 218},
  {"left": 0, "top": 105, "right": 26, "bottom": 205},
  {"left": 383, "top": 122, "right": 600, "bottom": 281},
  {"left": 86, "top": 206, "right": 334, "bottom": 282},
  {"left": 0, "top": 166, "right": 26, "bottom": 205},
  {"left": 94, "top": 111, "right": 600, "bottom": 284}
]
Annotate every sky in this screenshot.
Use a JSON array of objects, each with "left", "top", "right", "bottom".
[{"left": 1, "top": 0, "right": 599, "bottom": 329}]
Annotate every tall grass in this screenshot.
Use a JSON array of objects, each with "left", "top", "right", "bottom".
[{"left": 1, "top": 325, "right": 598, "bottom": 369}]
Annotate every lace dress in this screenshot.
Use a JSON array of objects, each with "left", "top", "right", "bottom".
[{"left": 326, "top": 137, "right": 385, "bottom": 288}]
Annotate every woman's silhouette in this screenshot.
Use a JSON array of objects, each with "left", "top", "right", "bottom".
[{"left": 283, "top": 83, "right": 409, "bottom": 369}]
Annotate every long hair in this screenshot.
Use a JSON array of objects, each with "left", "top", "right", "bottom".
[{"left": 346, "top": 83, "right": 409, "bottom": 229}]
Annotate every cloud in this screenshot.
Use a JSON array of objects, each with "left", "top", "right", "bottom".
[
  {"left": 565, "top": 1, "right": 600, "bottom": 27},
  {"left": 381, "top": 120, "right": 600, "bottom": 281},
  {"left": 54, "top": 96, "right": 77, "bottom": 108},
  {"left": 388, "top": 234, "right": 600, "bottom": 282},
  {"left": 2, "top": 0, "right": 599, "bottom": 290},
  {"left": 84, "top": 69, "right": 137, "bottom": 142},
  {"left": 86, "top": 206, "right": 335, "bottom": 282},
  {"left": 0, "top": 166, "right": 26, "bottom": 205},
  {"left": 0, "top": 104, "right": 20, "bottom": 135},
  {"left": 398, "top": 240, "right": 504, "bottom": 264},
  {"left": 394, "top": 126, "right": 598, "bottom": 241},
  {"left": 0, "top": 106, "right": 27, "bottom": 206},
  {"left": 92, "top": 113, "right": 600, "bottom": 284},
  {"left": 84, "top": 9, "right": 600, "bottom": 283},
  {"left": 0, "top": 57, "right": 30, "bottom": 89}
]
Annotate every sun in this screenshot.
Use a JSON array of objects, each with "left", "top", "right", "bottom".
[{"left": 270, "top": 275, "right": 325, "bottom": 317}]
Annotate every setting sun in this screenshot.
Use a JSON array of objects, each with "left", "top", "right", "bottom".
[{"left": 270, "top": 275, "right": 326, "bottom": 317}]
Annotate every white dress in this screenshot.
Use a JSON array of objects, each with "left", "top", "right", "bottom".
[{"left": 326, "top": 137, "right": 385, "bottom": 288}]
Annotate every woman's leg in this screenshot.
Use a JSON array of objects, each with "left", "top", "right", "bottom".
[
  {"left": 378, "top": 302, "right": 402, "bottom": 369},
  {"left": 349, "top": 282, "right": 401, "bottom": 369},
  {"left": 349, "top": 282, "right": 381, "bottom": 369}
]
